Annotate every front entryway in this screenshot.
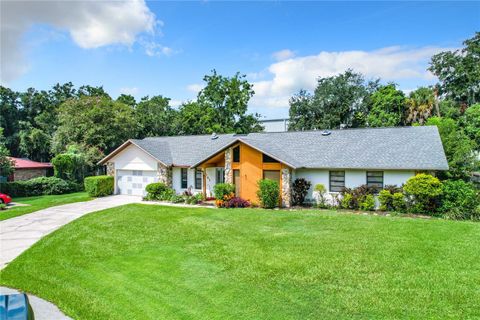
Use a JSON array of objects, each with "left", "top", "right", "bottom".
[{"left": 116, "top": 170, "right": 157, "bottom": 196}]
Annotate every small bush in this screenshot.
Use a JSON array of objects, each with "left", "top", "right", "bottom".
[
  {"left": 0, "top": 203, "right": 6, "bottom": 210},
  {"left": 1, "top": 177, "right": 80, "bottom": 197},
  {"left": 440, "top": 180, "right": 479, "bottom": 220},
  {"left": 84, "top": 175, "right": 114, "bottom": 197},
  {"left": 341, "top": 185, "right": 377, "bottom": 210},
  {"left": 403, "top": 174, "right": 443, "bottom": 214},
  {"left": 359, "top": 194, "right": 375, "bottom": 211},
  {"left": 170, "top": 194, "right": 185, "bottom": 203},
  {"left": 378, "top": 189, "right": 393, "bottom": 211},
  {"left": 257, "top": 179, "right": 279, "bottom": 209},
  {"left": 144, "top": 182, "right": 176, "bottom": 201},
  {"left": 292, "top": 178, "right": 311, "bottom": 206},
  {"left": 146, "top": 183, "right": 168, "bottom": 197},
  {"left": 185, "top": 193, "right": 203, "bottom": 205},
  {"left": 213, "top": 183, "right": 235, "bottom": 200},
  {"left": 392, "top": 192, "right": 407, "bottom": 212},
  {"left": 313, "top": 184, "right": 328, "bottom": 208},
  {"left": 341, "top": 193, "right": 353, "bottom": 209},
  {"left": 224, "top": 197, "right": 250, "bottom": 208}
]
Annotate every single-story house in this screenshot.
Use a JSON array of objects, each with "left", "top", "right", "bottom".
[
  {"left": 8, "top": 157, "right": 53, "bottom": 181},
  {"left": 98, "top": 126, "right": 449, "bottom": 207}
]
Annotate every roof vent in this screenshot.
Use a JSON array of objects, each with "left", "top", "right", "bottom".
[
  {"left": 321, "top": 130, "right": 331, "bottom": 136},
  {"left": 211, "top": 132, "right": 218, "bottom": 140}
]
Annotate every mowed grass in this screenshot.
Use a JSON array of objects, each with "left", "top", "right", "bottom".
[
  {"left": 0, "top": 192, "right": 92, "bottom": 221},
  {"left": 1, "top": 205, "right": 479, "bottom": 319}
]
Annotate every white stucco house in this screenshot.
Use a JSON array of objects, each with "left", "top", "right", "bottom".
[{"left": 98, "top": 126, "right": 449, "bottom": 207}]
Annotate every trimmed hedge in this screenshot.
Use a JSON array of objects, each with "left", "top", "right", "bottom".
[
  {"left": 213, "top": 183, "right": 235, "bottom": 200},
  {"left": 0, "top": 176, "right": 80, "bottom": 197},
  {"left": 257, "top": 179, "right": 280, "bottom": 209},
  {"left": 84, "top": 175, "right": 114, "bottom": 197}
]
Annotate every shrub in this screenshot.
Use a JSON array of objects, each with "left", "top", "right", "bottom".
[
  {"left": 440, "top": 180, "right": 479, "bottom": 220},
  {"left": 224, "top": 197, "right": 250, "bottom": 208},
  {"left": 1, "top": 177, "right": 80, "bottom": 197},
  {"left": 170, "top": 194, "right": 185, "bottom": 203},
  {"left": 52, "top": 153, "right": 76, "bottom": 180},
  {"left": 144, "top": 182, "right": 176, "bottom": 201},
  {"left": 0, "top": 203, "right": 6, "bottom": 210},
  {"left": 185, "top": 193, "right": 203, "bottom": 205},
  {"left": 313, "top": 184, "right": 328, "bottom": 208},
  {"left": 257, "top": 179, "right": 279, "bottom": 209},
  {"left": 84, "top": 175, "right": 114, "bottom": 197},
  {"left": 403, "top": 174, "right": 443, "bottom": 214},
  {"left": 392, "top": 192, "right": 407, "bottom": 212},
  {"left": 378, "top": 189, "right": 393, "bottom": 211},
  {"left": 213, "top": 183, "right": 235, "bottom": 200},
  {"left": 292, "top": 178, "right": 311, "bottom": 206},
  {"left": 341, "top": 193, "right": 354, "bottom": 209},
  {"left": 341, "top": 185, "right": 377, "bottom": 210},
  {"left": 145, "top": 183, "right": 168, "bottom": 197},
  {"left": 359, "top": 194, "right": 375, "bottom": 211}
]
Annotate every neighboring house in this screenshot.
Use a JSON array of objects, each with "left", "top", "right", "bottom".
[
  {"left": 259, "top": 118, "right": 289, "bottom": 132},
  {"left": 98, "top": 126, "right": 448, "bottom": 207},
  {"left": 8, "top": 157, "right": 53, "bottom": 181}
]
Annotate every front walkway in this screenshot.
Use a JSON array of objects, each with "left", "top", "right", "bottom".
[{"left": 0, "top": 195, "right": 142, "bottom": 269}]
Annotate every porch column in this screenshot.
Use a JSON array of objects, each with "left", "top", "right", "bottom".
[
  {"left": 281, "top": 168, "right": 292, "bottom": 208},
  {"left": 224, "top": 147, "right": 233, "bottom": 184},
  {"left": 106, "top": 162, "right": 115, "bottom": 176}
]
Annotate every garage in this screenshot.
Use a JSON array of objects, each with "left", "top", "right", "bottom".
[{"left": 116, "top": 170, "right": 157, "bottom": 196}]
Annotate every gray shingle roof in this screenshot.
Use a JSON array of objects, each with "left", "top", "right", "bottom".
[{"left": 109, "top": 126, "right": 449, "bottom": 170}]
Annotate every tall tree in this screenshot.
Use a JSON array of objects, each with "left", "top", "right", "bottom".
[
  {"left": 175, "top": 101, "right": 219, "bottom": 135},
  {"left": 52, "top": 96, "right": 138, "bottom": 161},
  {"left": 289, "top": 70, "right": 379, "bottom": 130},
  {"left": 429, "top": 32, "right": 480, "bottom": 106},
  {"left": 405, "top": 87, "right": 435, "bottom": 125},
  {"left": 463, "top": 104, "right": 480, "bottom": 150},
  {"left": 0, "top": 128, "right": 14, "bottom": 179},
  {"left": 0, "top": 86, "right": 22, "bottom": 156},
  {"left": 288, "top": 90, "right": 315, "bottom": 131},
  {"left": 194, "top": 70, "right": 262, "bottom": 134},
  {"left": 135, "top": 95, "right": 178, "bottom": 138},
  {"left": 366, "top": 84, "right": 407, "bottom": 127},
  {"left": 426, "top": 117, "right": 478, "bottom": 180}
]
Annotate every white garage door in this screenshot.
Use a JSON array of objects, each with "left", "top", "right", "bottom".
[{"left": 116, "top": 170, "right": 157, "bottom": 196}]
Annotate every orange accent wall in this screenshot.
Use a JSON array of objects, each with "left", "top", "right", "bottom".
[
  {"left": 197, "top": 142, "right": 289, "bottom": 205},
  {"left": 232, "top": 143, "right": 286, "bottom": 204}
]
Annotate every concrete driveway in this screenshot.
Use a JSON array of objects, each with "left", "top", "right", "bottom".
[{"left": 0, "top": 195, "right": 142, "bottom": 269}]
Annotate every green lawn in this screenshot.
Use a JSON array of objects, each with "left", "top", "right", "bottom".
[
  {"left": 1, "top": 205, "right": 479, "bottom": 319},
  {"left": 0, "top": 192, "right": 92, "bottom": 221}
]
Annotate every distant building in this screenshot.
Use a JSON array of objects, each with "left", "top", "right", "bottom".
[
  {"left": 259, "top": 118, "right": 289, "bottom": 132},
  {"left": 7, "top": 157, "right": 53, "bottom": 181}
]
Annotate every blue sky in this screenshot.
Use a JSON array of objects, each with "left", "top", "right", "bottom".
[{"left": 2, "top": 1, "right": 479, "bottom": 118}]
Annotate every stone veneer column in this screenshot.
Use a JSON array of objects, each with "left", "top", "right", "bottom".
[
  {"left": 157, "top": 163, "right": 173, "bottom": 187},
  {"left": 106, "top": 162, "right": 115, "bottom": 176},
  {"left": 224, "top": 148, "right": 233, "bottom": 184},
  {"left": 281, "top": 168, "right": 292, "bottom": 208}
]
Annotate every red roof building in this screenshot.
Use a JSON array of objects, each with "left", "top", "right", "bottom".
[{"left": 8, "top": 157, "right": 53, "bottom": 181}]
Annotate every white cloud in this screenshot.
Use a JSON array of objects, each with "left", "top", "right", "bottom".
[
  {"left": 272, "top": 49, "right": 295, "bottom": 61},
  {"left": 250, "top": 46, "right": 453, "bottom": 109},
  {"left": 140, "top": 39, "right": 175, "bottom": 57},
  {"left": 1, "top": 0, "right": 158, "bottom": 84},
  {"left": 187, "top": 83, "right": 204, "bottom": 94},
  {"left": 119, "top": 87, "right": 139, "bottom": 95},
  {"left": 169, "top": 99, "right": 183, "bottom": 108}
]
